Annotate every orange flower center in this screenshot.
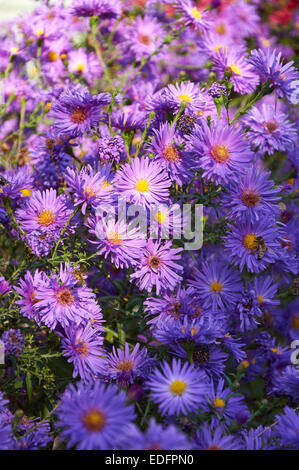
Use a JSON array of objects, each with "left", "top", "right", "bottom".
[
  {"left": 82, "top": 408, "right": 106, "bottom": 432},
  {"left": 162, "top": 145, "right": 181, "bottom": 162},
  {"left": 241, "top": 190, "right": 261, "bottom": 207},
  {"left": 147, "top": 255, "right": 162, "bottom": 268},
  {"left": 37, "top": 209, "right": 55, "bottom": 226},
  {"left": 56, "top": 288, "right": 74, "bottom": 306},
  {"left": 211, "top": 145, "right": 231, "bottom": 163},
  {"left": 71, "top": 108, "right": 87, "bottom": 123}
]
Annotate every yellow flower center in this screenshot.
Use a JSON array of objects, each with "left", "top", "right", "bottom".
[
  {"left": 76, "top": 63, "right": 86, "bottom": 72},
  {"left": 83, "top": 186, "right": 96, "bottom": 198},
  {"left": 37, "top": 209, "right": 55, "bottom": 226},
  {"left": 210, "top": 281, "right": 223, "bottom": 293},
  {"left": 257, "top": 295, "right": 264, "bottom": 304},
  {"left": 170, "top": 380, "right": 187, "bottom": 395},
  {"left": 243, "top": 233, "right": 257, "bottom": 251},
  {"left": 47, "top": 51, "right": 59, "bottom": 61},
  {"left": 20, "top": 188, "right": 31, "bottom": 197},
  {"left": 154, "top": 211, "right": 167, "bottom": 224},
  {"left": 116, "top": 359, "right": 135, "bottom": 372},
  {"left": 262, "top": 38, "right": 270, "bottom": 47},
  {"left": 136, "top": 178, "right": 149, "bottom": 192},
  {"left": 241, "top": 360, "right": 250, "bottom": 369},
  {"left": 211, "top": 145, "right": 231, "bottom": 163},
  {"left": 45, "top": 102, "right": 52, "bottom": 111},
  {"left": 230, "top": 63, "right": 241, "bottom": 75},
  {"left": 34, "top": 29, "right": 44, "bottom": 37},
  {"left": 216, "top": 24, "right": 226, "bottom": 35},
  {"left": 271, "top": 348, "right": 281, "bottom": 354},
  {"left": 178, "top": 94, "right": 192, "bottom": 103},
  {"left": 10, "top": 47, "right": 19, "bottom": 55},
  {"left": 190, "top": 7, "right": 202, "bottom": 20},
  {"left": 82, "top": 408, "right": 106, "bottom": 432},
  {"left": 214, "top": 397, "right": 225, "bottom": 408},
  {"left": 107, "top": 231, "right": 123, "bottom": 246}
]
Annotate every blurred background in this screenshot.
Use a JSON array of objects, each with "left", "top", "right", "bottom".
[{"left": 0, "top": 0, "right": 37, "bottom": 21}]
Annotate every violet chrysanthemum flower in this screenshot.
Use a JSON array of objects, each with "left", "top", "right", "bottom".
[
  {"left": 1, "top": 329, "right": 24, "bottom": 357},
  {"left": 253, "top": 276, "right": 279, "bottom": 309},
  {"left": 274, "top": 407, "right": 299, "bottom": 448},
  {"left": 0, "top": 166, "right": 33, "bottom": 200},
  {"left": 97, "top": 135, "right": 125, "bottom": 164},
  {"left": 15, "top": 189, "right": 74, "bottom": 239},
  {"left": 60, "top": 324, "right": 104, "bottom": 383},
  {"left": 164, "top": 81, "right": 206, "bottom": 114},
  {"left": 188, "top": 260, "right": 242, "bottom": 310},
  {"left": 224, "top": 219, "right": 281, "bottom": 273},
  {"left": 33, "top": 264, "right": 98, "bottom": 330},
  {"left": 125, "top": 16, "right": 164, "bottom": 61},
  {"left": 55, "top": 381, "right": 135, "bottom": 450},
  {"left": 201, "top": 378, "right": 249, "bottom": 428},
  {"left": 130, "top": 239, "right": 183, "bottom": 295},
  {"left": 71, "top": 0, "right": 122, "bottom": 19},
  {"left": 148, "top": 122, "right": 195, "bottom": 185},
  {"left": 189, "top": 121, "right": 253, "bottom": 184},
  {"left": 15, "top": 269, "right": 48, "bottom": 322},
  {"left": 99, "top": 342, "right": 156, "bottom": 387},
  {"left": 221, "top": 166, "right": 281, "bottom": 222},
  {"left": 176, "top": 1, "right": 212, "bottom": 33},
  {"left": 87, "top": 216, "right": 146, "bottom": 269},
  {"left": 114, "top": 156, "right": 171, "bottom": 208},
  {"left": 146, "top": 358, "right": 208, "bottom": 416},
  {"left": 242, "top": 104, "right": 297, "bottom": 155},
  {"left": 249, "top": 48, "right": 299, "bottom": 103},
  {"left": 0, "top": 420, "right": 15, "bottom": 450},
  {"left": 194, "top": 423, "right": 242, "bottom": 450},
  {"left": 117, "top": 418, "right": 191, "bottom": 450},
  {"left": 64, "top": 165, "right": 114, "bottom": 214},
  {"left": 49, "top": 86, "right": 111, "bottom": 138},
  {"left": 17, "top": 417, "right": 51, "bottom": 450},
  {"left": 0, "top": 276, "right": 11, "bottom": 296},
  {"left": 235, "top": 289, "right": 262, "bottom": 331},
  {"left": 212, "top": 48, "right": 259, "bottom": 94}
]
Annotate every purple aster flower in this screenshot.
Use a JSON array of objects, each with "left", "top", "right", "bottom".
[
  {"left": 99, "top": 342, "right": 156, "bottom": 387},
  {"left": 213, "top": 48, "right": 259, "bottom": 94},
  {"left": 64, "top": 164, "right": 114, "bottom": 214},
  {"left": 274, "top": 366, "right": 299, "bottom": 403},
  {"left": 274, "top": 407, "right": 299, "bottom": 448},
  {"left": 249, "top": 48, "right": 299, "bottom": 103},
  {"left": 164, "top": 81, "right": 206, "bottom": 114},
  {"left": 0, "top": 165, "right": 34, "bottom": 200},
  {"left": 148, "top": 122, "right": 195, "bottom": 185},
  {"left": 114, "top": 156, "right": 171, "bottom": 208},
  {"left": 87, "top": 216, "right": 146, "bottom": 269},
  {"left": 234, "top": 288, "right": 262, "bottom": 331},
  {"left": 194, "top": 423, "right": 242, "bottom": 450},
  {"left": 49, "top": 86, "right": 111, "bottom": 138},
  {"left": 29, "top": 133, "right": 73, "bottom": 190},
  {"left": 146, "top": 358, "right": 208, "bottom": 416},
  {"left": 55, "top": 381, "right": 135, "bottom": 450},
  {"left": 17, "top": 418, "right": 51, "bottom": 450},
  {"left": 242, "top": 104, "right": 297, "bottom": 155},
  {"left": 117, "top": 418, "right": 191, "bottom": 450},
  {"left": 67, "top": 49, "right": 102, "bottom": 85},
  {"left": 202, "top": 378, "right": 249, "bottom": 428},
  {"left": 97, "top": 135, "right": 125, "bottom": 164},
  {"left": 60, "top": 324, "right": 104, "bottom": 383},
  {"left": 253, "top": 276, "right": 279, "bottom": 309},
  {"left": 0, "top": 276, "right": 11, "bottom": 296},
  {"left": 71, "top": 0, "right": 122, "bottom": 19},
  {"left": 188, "top": 260, "right": 242, "bottom": 310},
  {"left": 189, "top": 121, "right": 253, "bottom": 184},
  {"left": 208, "top": 82, "right": 227, "bottom": 98},
  {"left": 1, "top": 329, "right": 24, "bottom": 357},
  {"left": 176, "top": 1, "right": 212, "bottom": 33},
  {"left": 15, "top": 189, "right": 74, "bottom": 239},
  {"left": 125, "top": 16, "right": 164, "bottom": 61},
  {"left": 15, "top": 269, "right": 48, "bottom": 322},
  {"left": 33, "top": 264, "right": 98, "bottom": 330},
  {"left": 149, "top": 202, "right": 182, "bottom": 240},
  {"left": 0, "top": 419, "right": 15, "bottom": 450},
  {"left": 241, "top": 425, "right": 274, "bottom": 450},
  {"left": 221, "top": 166, "right": 281, "bottom": 222},
  {"left": 224, "top": 218, "right": 281, "bottom": 273},
  {"left": 130, "top": 239, "right": 183, "bottom": 295}
]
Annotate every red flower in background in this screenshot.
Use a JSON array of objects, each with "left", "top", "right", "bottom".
[{"left": 270, "top": 8, "right": 293, "bottom": 26}]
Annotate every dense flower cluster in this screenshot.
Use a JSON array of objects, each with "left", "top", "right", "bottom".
[{"left": 0, "top": 0, "right": 298, "bottom": 451}]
